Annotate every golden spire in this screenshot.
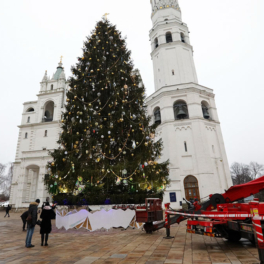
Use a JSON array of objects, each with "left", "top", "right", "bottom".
[
  {"left": 60, "top": 56, "right": 63, "bottom": 63},
  {"left": 103, "top": 13, "right": 110, "bottom": 20}
]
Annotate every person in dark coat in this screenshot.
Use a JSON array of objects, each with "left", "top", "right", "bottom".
[
  {"left": 21, "top": 211, "right": 28, "bottom": 231},
  {"left": 42, "top": 197, "right": 57, "bottom": 210},
  {"left": 40, "top": 204, "right": 55, "bottom": 246},
  {"left": 25, "top": 199, "right": 40, "bottom": 248},
  {"left": 4, "top": 204, "right": 11, "bottom": 217}
]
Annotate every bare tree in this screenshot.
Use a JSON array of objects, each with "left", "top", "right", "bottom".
[
  {"left": 0, "top": 163, "right": 6, "bottom": 183},
  {"left": 0, "top": 163, "right": 13, "bottom": 199},
  {"left": 250, "top": 162, "right": 264, "bottom": 179},
  {"left": 230, "top": 162, "right": 252, "bottom": 185}
]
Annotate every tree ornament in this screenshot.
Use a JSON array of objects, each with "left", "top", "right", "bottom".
[{"left": 132, "top": 140, "right": 136, "bottom": 149}]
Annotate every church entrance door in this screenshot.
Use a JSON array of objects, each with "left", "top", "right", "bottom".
[{"left": 184, "top": 175, "right": 200, "bottom": 201}]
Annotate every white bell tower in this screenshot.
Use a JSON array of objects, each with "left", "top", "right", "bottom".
[
  {"left": 146, "top": 0, "right": 233, "bottom": 208},
  {"left": 150, "top": 0, "right": 198, "bottom": 91}
]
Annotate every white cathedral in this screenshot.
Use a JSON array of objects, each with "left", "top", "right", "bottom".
[{"left": 10, "top": 0, "right": 233, "bottom": 208}]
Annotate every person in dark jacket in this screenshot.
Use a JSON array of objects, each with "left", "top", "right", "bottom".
[
  {"left": 20, "top": 211, "right": 28, "bottom": 231},
  {"left": 4, "top": 204, "right": 11, "bottom": 217},
  {"left": 25, "top": 199, "right": 40, "bottom": 248},
  {"left": 40, "top": 205, "right": 55, "bottom": 246},
  {"left": 42, "top": 197, "right": 57, "bottom": 210}
]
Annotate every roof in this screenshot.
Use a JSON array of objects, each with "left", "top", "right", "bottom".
[{"left": 52, "top": 62, "right": 65, "bottom": 80}]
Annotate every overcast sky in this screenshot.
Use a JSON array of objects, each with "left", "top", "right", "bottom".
[{"left": 0, "top": 0, "right": 263, "bottom": 168}]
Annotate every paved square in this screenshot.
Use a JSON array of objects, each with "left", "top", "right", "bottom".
[{"left": 0, "top": 211, "right": 259, "bottom": 263}]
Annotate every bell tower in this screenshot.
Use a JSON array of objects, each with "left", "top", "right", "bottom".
[
  {"left": 146, "top": 0, "right": 233, "bottom": 208},
  {"left": 150, "top": 0, "right": 198, "bottom": 91}
]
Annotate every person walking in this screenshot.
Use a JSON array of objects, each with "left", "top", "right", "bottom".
[
  {"left": 20, "top": 211, "right": 28, "bottom": 231},
  {"left": 40, "top": 204, "right": 55, "bottom": 246},
  {"left": 25, "top": 199, "right": 40, "bottom": 248},
  {"left": 4, "top": 204, "right": 11, "bottom": 217}
]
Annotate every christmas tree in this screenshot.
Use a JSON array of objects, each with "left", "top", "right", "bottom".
[{"left": 46, "top": 17, "right": 170, "bottom": 200}]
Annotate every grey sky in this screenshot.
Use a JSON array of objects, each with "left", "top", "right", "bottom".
[{"left": 0, "top": 0, "right": 263, "bottom": 168}]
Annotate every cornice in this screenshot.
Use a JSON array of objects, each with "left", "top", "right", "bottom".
[
  {"left": 151, "top": 41, "right": 193, "bottom": 56},
  {"left": 146, "top": 86, "right": 215, "bottom": 105},
  {"left": 18, "top": 121, "right": 60, "bottom": 128},
  {"left": 23, "top": 101, "right": 37, "bottom": 105},
  {"left": 150, "top": 20, "right": 187, "bottom": 37},
  {"left": 37, "top": 89, "right": 64, "bottom": 96},
  {"left": 154, "top": 117, "right": 220, "bottom": 129}
]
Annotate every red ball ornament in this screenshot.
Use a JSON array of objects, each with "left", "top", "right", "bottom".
[
  {"left": 142, "top": 165, "right": 145, "bottom": 169},
  {"left": 93, "top": 130, "right": 95, "bottom": 133}
]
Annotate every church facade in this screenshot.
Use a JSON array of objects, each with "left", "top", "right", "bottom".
[
  {"left": 9, "top": 62, "right": 68, "bottom": 208},
  {"left": 10, "top": 0, "right": 232, "bottom": 208}
]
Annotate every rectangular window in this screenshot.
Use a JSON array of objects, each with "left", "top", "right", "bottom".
[
  {"left": 44, "top": 130, "right": 48, "bottom": 137},
  {"left": 184, "top": 141, "right": 187, "bottom": 152},
  {"left": 25, "top": 133, "right": 28, "bottom": 139},
  {"left": 27, "top": 117, "right": 30, "bottom": 123},
  {"left": 172, "top": 70, "right": 175, "bottom": 75}
]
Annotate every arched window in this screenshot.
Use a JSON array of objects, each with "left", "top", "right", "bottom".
[
  {"left": 25, "top": 132, "right": 28, "bottom": 139},
  {"left": 154, "top": 107, "right": 161, "bottom": 125},
  {"left": 180, "top": 33, "right": 185, "bottom": 43},
  {"left": 27, "top": 117, "right": 30, "bottom": 123},
  {"left": 166, "top": 32, "right": 173, "bottom": 43},
  {"left": 51, "top": 85, "right": 53, "bottom": 90},
  {"left": 174, "top": 100, "right": 189, "bottom": 120},
  {"left": 154, "top": 38, "right": 159, "bottom": 49},
  {"left": 43, "top": 101, "right": 54, "bottom": 122},
  {"left": 201, "top": 101, "right": 210, "bottom": 119},
  {"left": 44, "top": 130, "right": 48, "bottom": 137},
  {"left": 26, "top": 108, "right": 34, "bottom": 112},
  {"left": 184, "top": 176, "right": 200, "bottom": 201}
]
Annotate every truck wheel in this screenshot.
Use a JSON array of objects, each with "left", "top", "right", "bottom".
[{"left": 227, "top": 230, "right": 241, "bottom": 242}]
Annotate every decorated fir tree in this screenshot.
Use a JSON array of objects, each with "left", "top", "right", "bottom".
[{"left": 46, "top": 17, "right": 169, "bottom": 200}]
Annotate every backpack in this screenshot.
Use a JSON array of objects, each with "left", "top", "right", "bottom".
[{"left": 26, "top": 208, "right": 32, "bottom": 224}]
